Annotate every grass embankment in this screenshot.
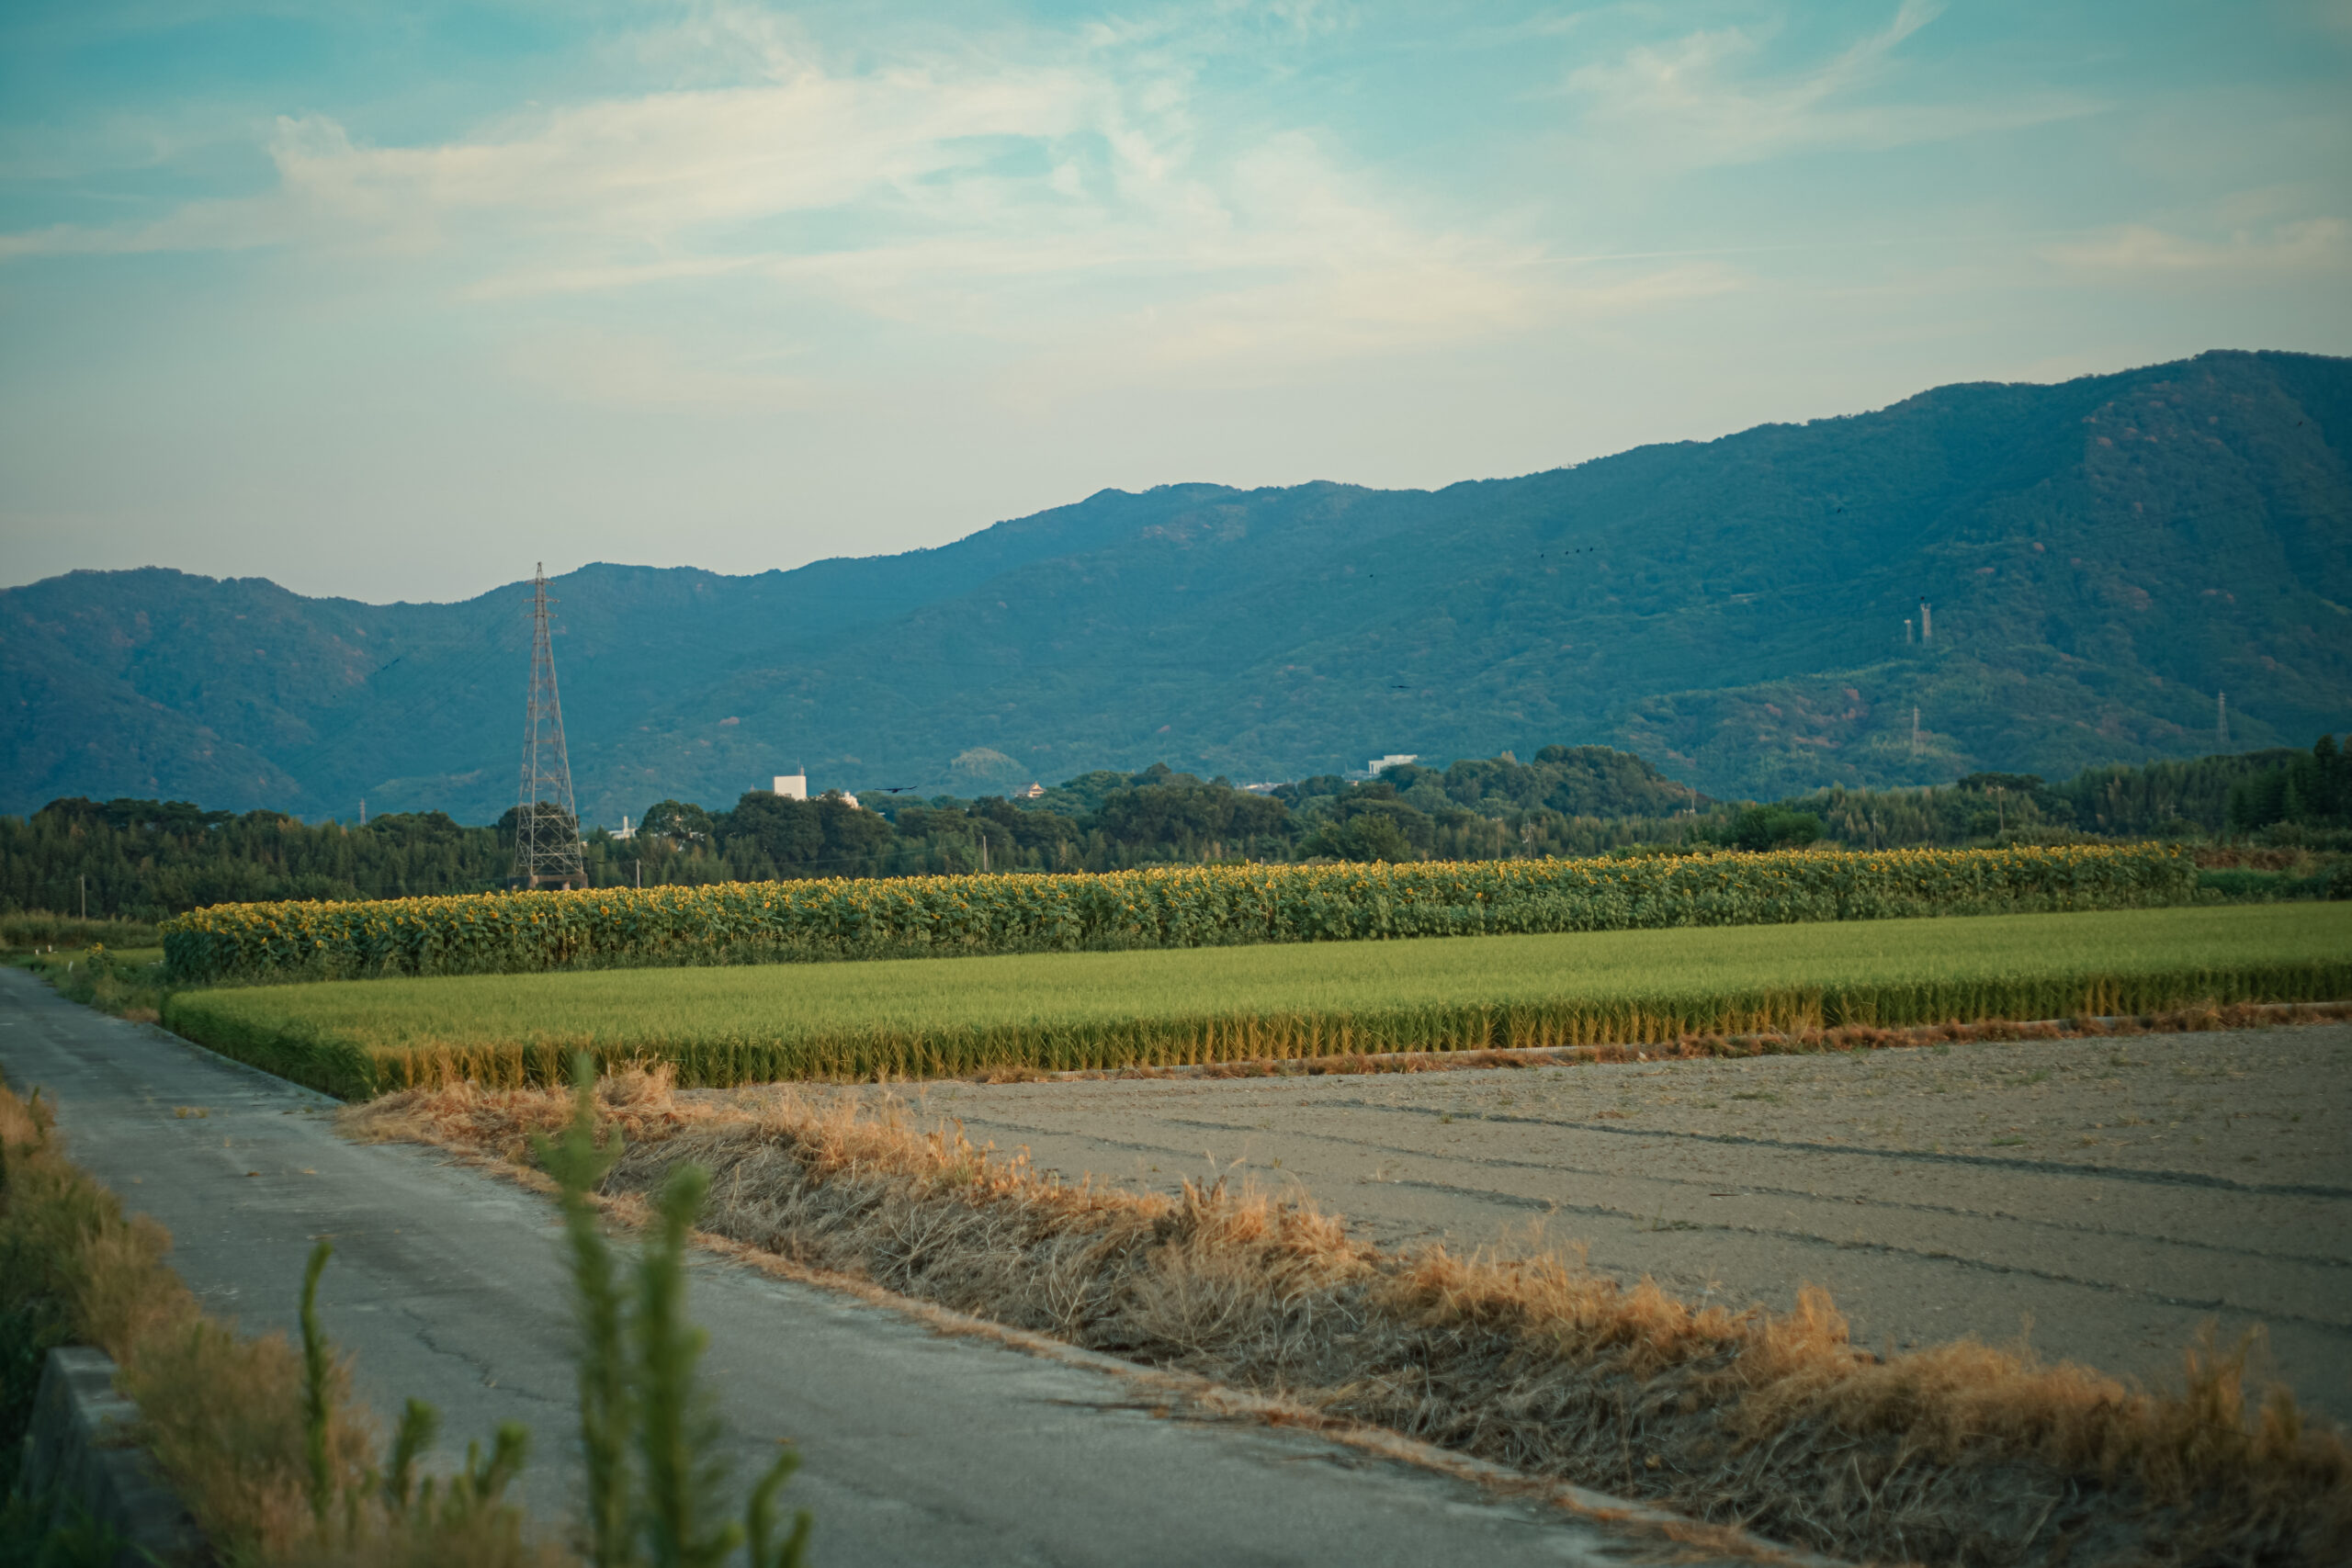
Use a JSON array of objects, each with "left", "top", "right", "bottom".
[
  {"left": 167, "top": 904, "right": 2352, "bottom": 1096},
  {"left": 2, "top": 913, "right": 162, "bottom": 953},
  {"left": 358, "top": 1066, "right": 2352, "bottom": 1568},
  {"left": 19, "top": 945, "right": 168, "bottom": 1023},
  {"left": 161, "top": 843, "right": 2198, "bottom": 984}
]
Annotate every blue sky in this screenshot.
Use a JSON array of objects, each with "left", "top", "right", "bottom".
[{"left": 4, "top": 0, "right": 2347, "bottom": 603}]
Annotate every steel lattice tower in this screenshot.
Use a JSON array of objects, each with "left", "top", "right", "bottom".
[{"left": 514, "top": 563, "right": 586, "bottom": 889}]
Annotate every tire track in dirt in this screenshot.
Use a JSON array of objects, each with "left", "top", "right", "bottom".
[
  {"left": 1352, "top": 1174, "right": 2352, "bottom": 1335},
  {"left": 1218, "top": 1102, "right": 2352, "bottom": 1200},
  {"left": 956, "top": 1109, "right": 2352, "bottom": 1277}
]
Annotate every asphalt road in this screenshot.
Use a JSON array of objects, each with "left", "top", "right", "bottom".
[{"left": 0, "top": 967, "right": 1729, "bottom": 1568}]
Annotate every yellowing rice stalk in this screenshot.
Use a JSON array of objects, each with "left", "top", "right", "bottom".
[{"left": 164, "top": 904, "right": 2352, "bottom": 1097}]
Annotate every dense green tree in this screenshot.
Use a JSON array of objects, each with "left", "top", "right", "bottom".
[
  {"left": 1298, "top": 813, "right": 1414, "bottom": 863},
  {"left": 727, "top": 792, "right": 826, "bottom": 870},
  {"left": 2228, "top": 735, "right": 2352, "bottom": 829},
  {"left": 639, "top": 801, "right": 715, "bottom": 844},
  {"left": 11, "top": 737, "right": 2348, "bottom": 921},
  {"left": 1727, "top": 806, "right": 1824, "bottom": 852}
]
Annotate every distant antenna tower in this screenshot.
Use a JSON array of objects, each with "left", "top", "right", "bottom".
[
  {"left": 514, "top": 563, "right": 586, "bottom": 889},
  {"left": 1917, "top": 598, "right": 1932, "bottom": 643},
  {"left": 2218, "top": 691, "right": 2228, "bottom": 745},
  {"left": 1911, "top": 705, "right": 1921, "bottom": 757}
]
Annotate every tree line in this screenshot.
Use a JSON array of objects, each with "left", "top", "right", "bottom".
[{"left": 4, "top": 739, "right": 2344, "bottom": 922}]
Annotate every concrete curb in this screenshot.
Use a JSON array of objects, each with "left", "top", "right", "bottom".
[{"left": 12, "top": 1347, "right": 207, "bottom": 1567}]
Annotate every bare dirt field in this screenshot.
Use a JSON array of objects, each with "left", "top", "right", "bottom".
[{"left": 839, "top": 1021, "right": 2352, "bottom": 1419}]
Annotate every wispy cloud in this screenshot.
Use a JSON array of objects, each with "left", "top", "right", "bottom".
[
  {"left": 503, "top": 326, "right": 824, "bottom": 412},
  {"left": 2042, "top": 218, "right": 2351, "bottom": 278},
  {"left": 2, "top": 5, "right": 1728, "bottom": 396},
  {"left": 1564, "top": 0, "right": 2095, "bottom": 167}
]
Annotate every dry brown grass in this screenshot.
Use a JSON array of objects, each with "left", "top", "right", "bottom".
[
  {"left": 354, "top": 1065, "right": 2352, "bottom": 1568},
  {"left": 1, "top": 1079, "right": 363, "bottom": 1556},
  {"left": 0, "top": 1079, "right": 564, "bottom": 1567}
]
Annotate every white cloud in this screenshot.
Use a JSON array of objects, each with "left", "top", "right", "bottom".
[
  {"left": 2041, "top": 218, "right": 2351, "bottom": 277},
  {"left": 0, "top": 6, "right": 1730, "bottom": 398},
  {"left": 1565, "top": 0, "right": 2094, "bottom": 168},
  {"left": 503, "top": 327, "right": 823, "bottom": 411}
]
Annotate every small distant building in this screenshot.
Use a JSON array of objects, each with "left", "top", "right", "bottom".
[
  {"left": 838, "top": 792, "right": 861, "bottom": 809},
  {"left": 1367, "top": 753, "right": 1419, "bottom": 775},
  {"left": 772, "top": 773, "right": 808, "bottom": 801},
  {"left": 1018, "top": 782, "right": 1046, "bottom": 799},
  {"left": 610, "top": 814, "right": 637, "bottom": 841}
]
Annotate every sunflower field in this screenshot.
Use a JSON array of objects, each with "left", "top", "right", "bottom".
[{"left": 157, "top": 843, "right": 2199, "bottom": 985}]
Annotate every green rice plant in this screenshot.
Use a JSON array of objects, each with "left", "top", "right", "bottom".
[
  {"left": 161, "top": 905, "right": 2352, "bottom": 1095},
  {"left": 161, "top": 843, "right": 2199, "bottom": 985}
]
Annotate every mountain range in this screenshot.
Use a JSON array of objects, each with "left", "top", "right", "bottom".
[{"left": 6, "top": 348, "right": 2348, "bottom": 826}]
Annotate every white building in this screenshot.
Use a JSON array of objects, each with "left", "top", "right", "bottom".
[
  {"left": 1367, "top": 753, "right": 1419, "bottom": 775},
  {"left": 772, "top": 773, "right": 808, "bottom": 800}
]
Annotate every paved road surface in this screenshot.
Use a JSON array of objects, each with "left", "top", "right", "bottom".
[{"left": 0, "top": 968, "right": 1730, "bottom": 1568}]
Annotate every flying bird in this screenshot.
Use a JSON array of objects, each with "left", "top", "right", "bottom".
[{"left": 876, "top": 786, "right": 916, "bottom": 794}]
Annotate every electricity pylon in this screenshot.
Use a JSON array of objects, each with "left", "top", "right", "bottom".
[{"left": 514, "top": 563, "right": 586, "bottom": 889}]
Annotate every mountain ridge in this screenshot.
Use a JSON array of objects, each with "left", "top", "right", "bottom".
[{"left": 6, "top": 349, "right": 2347, "bottom": 823}]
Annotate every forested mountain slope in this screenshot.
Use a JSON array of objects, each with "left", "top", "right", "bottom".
[{"left": 5, "top": 350, "right": 2346, "bottom": 823}]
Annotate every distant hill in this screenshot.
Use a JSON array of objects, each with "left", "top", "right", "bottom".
[{"left": 5, "top": 349, "right": 2347, "bottom": 824}]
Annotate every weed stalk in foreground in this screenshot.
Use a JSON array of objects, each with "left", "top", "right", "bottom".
[
  {"left": 532, "top": 1052, "right": 811, "bottom": 1568},
  {"left": 534, "top": 1057, "right": 634, "bottom": 1568},
  {"left": 297, "top": 1238, "right": 536, "bottom": 1556},
  {"left": 300, "top": 1241, "right": 334, "bottom": 1534},
  {"left": 636, "top": 1164, "right": 736, "bottom": 1568}
]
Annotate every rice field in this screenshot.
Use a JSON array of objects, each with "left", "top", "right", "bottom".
[{"left": 158, "top": 903, "right": 2352, "bottom": 1098}]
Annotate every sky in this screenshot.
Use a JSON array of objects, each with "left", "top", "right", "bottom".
[{"left": 3, "top": 0, "right": 2348, "bottom": 604}]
